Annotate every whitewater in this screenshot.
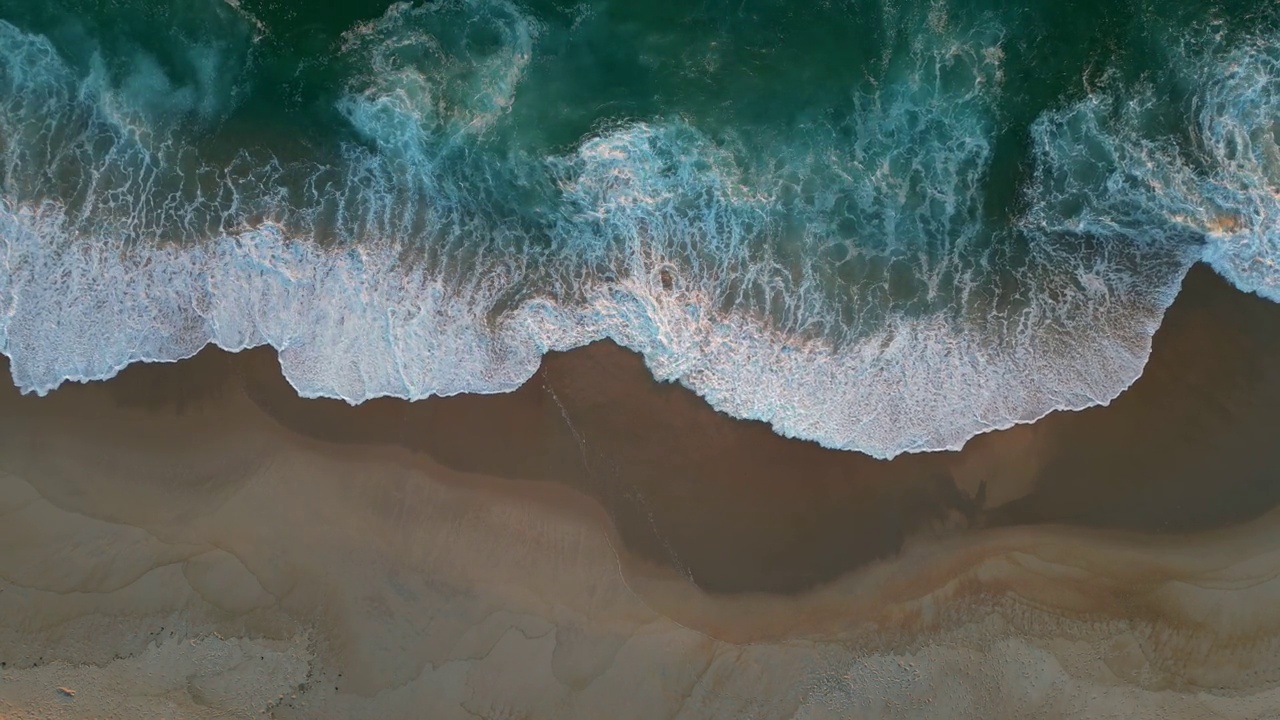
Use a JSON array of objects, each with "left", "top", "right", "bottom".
[{"left": 0, "top": 0, "right": 1277, "bottom": 459}]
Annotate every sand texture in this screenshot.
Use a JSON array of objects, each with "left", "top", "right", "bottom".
[{"left": 1, "top": 267, "right": 1280, "bottom": 719}]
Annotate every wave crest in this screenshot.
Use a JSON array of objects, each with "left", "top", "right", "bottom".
[{"left": 1, "top": 10, "right": 1277, "bottom": 458}]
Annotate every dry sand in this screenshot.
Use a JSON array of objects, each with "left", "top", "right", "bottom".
[{"left": 1, "top": 265, "right": 1279, "bottom": 719}]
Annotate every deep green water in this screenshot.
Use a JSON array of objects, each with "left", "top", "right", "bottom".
[{"left": 0, "top": 0, "right": 1277, "bottom": 457}]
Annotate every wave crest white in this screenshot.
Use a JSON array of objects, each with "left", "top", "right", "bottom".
[{"left": 1, "top": 12, "right": 1277, "bottom": 459}]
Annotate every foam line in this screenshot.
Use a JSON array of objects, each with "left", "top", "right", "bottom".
[{"left": 1, "top": 11, "right": 1276, "bottom": 458}]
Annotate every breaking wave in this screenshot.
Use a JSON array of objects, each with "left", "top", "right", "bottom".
[{"left": 0, "top": 1, "right": 1276, "bottom": 458}]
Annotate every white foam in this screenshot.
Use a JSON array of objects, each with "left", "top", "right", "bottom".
[
  {"left": 339, "top": 0, "right": 536, "bottom": 137},
  {"left": 1031, "top": 33, "right": 1280, "bottom": 294},
  {"left": 1192, "top": 39, "right": 1280, "bottom": 300},
  {"left": 0, "top": 191, "right": 1189, "bottom": 460},
  {"left": 0, "top": 13, "right": 1276, "bottom": 459}
]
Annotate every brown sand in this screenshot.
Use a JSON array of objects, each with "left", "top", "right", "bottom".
[{"left": 0, "top": 264, "right": 1279, "bottom": 718}]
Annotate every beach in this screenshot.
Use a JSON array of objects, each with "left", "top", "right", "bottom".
[
  {"left": 3, "top": 0, "right": 1280, "bottom": 715},
  {"left": 2, "top": 264, "right": 1279, "bottom": 718}
]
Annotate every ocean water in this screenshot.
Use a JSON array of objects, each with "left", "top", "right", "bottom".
[{"left": 0, "top": 0, "right": 1276, "bottom": 458}]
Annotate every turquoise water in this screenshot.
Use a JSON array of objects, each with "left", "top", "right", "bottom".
[{"left": 0, "top": 0, "right": 1277, "bottom": 457}]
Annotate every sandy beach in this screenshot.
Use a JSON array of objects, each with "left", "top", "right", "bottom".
[{"left": 2, "top": 264, "right": 1280, "bottom": 719}]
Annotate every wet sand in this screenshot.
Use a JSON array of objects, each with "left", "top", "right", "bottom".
[{"left": 2, "top": 264, "right": 1280, "bottom": 718}]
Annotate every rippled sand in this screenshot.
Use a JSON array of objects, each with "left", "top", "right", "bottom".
[{"left": 2, "top": 266, "right": 1280, "bottom": 719}]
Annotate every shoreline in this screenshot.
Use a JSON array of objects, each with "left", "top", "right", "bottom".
[
  {"left": 2, "top": 263, "right": 1280, "bottom": 717},
  {"left": 65, "top": 263, "right": 1280, "bottom": 591}
]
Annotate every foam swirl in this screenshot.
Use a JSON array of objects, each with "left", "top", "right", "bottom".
[{"left": 0, "top": 7, "right": 1277, "bottom": 458}]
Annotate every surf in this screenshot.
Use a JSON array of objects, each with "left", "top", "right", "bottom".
[{"left": 0, "top": 1, "right": 1276, "bottom": 459}]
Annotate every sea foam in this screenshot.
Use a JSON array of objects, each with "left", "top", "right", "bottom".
[{"left": 1, "top": 8, "right": 1277, "bottom": 459}]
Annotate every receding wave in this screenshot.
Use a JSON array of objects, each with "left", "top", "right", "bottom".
[{"left": 0, "top": 1, "right": 1277, "bottom": 458}]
